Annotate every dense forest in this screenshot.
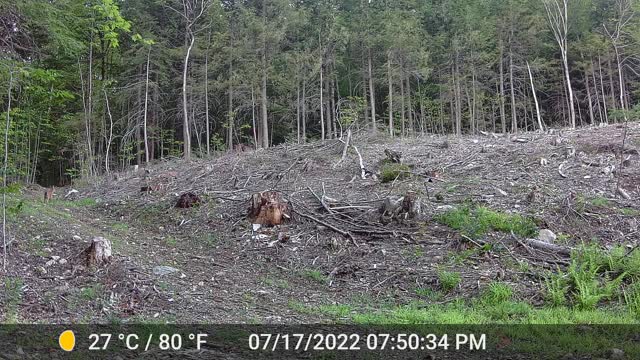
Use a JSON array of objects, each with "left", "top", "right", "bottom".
[{"left": 1, "top": 0, "right": 639, "bottom": 185}]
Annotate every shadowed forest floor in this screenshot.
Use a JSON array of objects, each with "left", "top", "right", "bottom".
[{"left": 2, "top": 123, "right": 640, "bottom": 325}]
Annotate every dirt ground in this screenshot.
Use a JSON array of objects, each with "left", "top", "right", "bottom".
[{"left": 2, "top": 123, "right": 639, "bottom": 324}]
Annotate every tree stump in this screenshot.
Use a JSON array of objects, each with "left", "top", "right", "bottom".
[
  {"left": 85, "top": 237, "right": 112, "bottom": 267},
  {"left": 176, "top": 192, "right": 201, "bottom": 208},
  {"left": 248, "top": 191, "right": 291, "bottom": 226},
  {"left": 384, "top": 149, "right": 402, "bottom": 163},
  {"left": 379, "top": 191, "right": 421, "bottom": 223}
]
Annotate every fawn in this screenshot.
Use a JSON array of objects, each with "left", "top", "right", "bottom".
[{"left": 44, "top": 187, "right": 54, "bottom": 202}]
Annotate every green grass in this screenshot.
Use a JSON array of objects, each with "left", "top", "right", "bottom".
[
  {"left": 621, "top": 208, "right": 640, "bottom": 216},
  {"left": 436, "top": 205, "right": 538, "bottom": 239},
  {"left": 414, "top": 287, "right": 443, "bottom": 301},
  {"left": 437, "top": 270, "right": 461, "bottom": 292},
  {"left": 26, "top": 236, "right": 48, "bottom": 257},
  {"left": 165, "top": 237, "right": 178, "bottom": 247},
  {"left": 111, "top": 222, "right": 129, "bottom": 231},
  {"left": 261, "top": 276, "right": 290, "bottom": 290},
  {"left": 350, "top": 301, "right": 636, "bottom": 324},
  {"left": 480, "top": 282, "right": 514, "bottom": 305},
  {"left": 79, "top": 284, "right": 103, "bottom": 301},
  {"left": 2, "top": 277, "right": 23, "bottom": 322},
  {"left": 589, "top": 196, "right": 610, "bottom": 207},
  {"left": 380, "top": 162, "right": 411, "bottom": 183},
  {"left": 302, "top": 269, "right": 328, "bottom": 284}
]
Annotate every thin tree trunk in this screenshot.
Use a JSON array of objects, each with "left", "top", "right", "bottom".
[
  {"left": 205, "top": 31, "right": 211, "bottom": 156},
  {"left": 368, "top": 48, "right": 376, "bottom": 132},
  {"left": 584, "top": 65, "right": 594, "bottom": 125},
  {"left": 527, "top": 61, "right": 544, "bottom": 131},
  {"left": 143, "top": 47, "right": 151, "bottom": 163},
  {"left": 499, "top": 39, "right": 506, "bottom": 133},
  {"left": 182, "top": 34, "right": 195, "bottom": 160},
  {"left": 320, "top": 62, "right": 325, "bottom": 142},
  {"left": 296, "top": 72, "right": 301, "bottom": 144},
  {"left": 509, "top": 47, "right": 517, "bottom": 133},
  {"left": 598, "top": 56, "right": 609, "bottom": 124},
  {"left": 400, "top": 70, "right": 405, "bottom": 137},
  {"left": 387, "top": 52, "right": 393, "bottom": 136},
  {"left": 104, "top": 90, "right": 114, "bottom": 173},
  {"left": 3, "top": 67, "right": 14, "bottom": 270},
  {"left": 302, "top": 74, "right": 307, "bottom": 142}
]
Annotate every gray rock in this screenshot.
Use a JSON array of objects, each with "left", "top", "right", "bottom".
[
  {"left": 607, "top": 348, "right": 624, "bottom": 359},
  {"left": 153, "top": 265, "right": 180, "bottom": 276},
  {"left": 538, "top": 229, "right": 557, "bottom": 243}
]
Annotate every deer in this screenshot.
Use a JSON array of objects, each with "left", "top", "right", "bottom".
[{"left": 44, "top": 186, "right": 54, "bottom": 202}]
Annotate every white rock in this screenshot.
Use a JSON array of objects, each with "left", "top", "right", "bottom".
[
  {"left": 51, "top": 256, "right": 60, "bottom": 261},
  {"left": 59, "top": 259, "right": 67, "bottom": 265},
  {"left": 72, "top": 235, "right": 82, "bottom": 241},
  {"left": 45, "top": 260, "right": 56, "bottom": 267},
  {"left": 252, "top": 223, "right": 262, "bottom": 232},
  {"left": 538, "top": 229, "right": 557, "bottom": 243}
]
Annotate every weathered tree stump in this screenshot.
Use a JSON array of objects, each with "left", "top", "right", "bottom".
[
  {"left": 379, "top": 191, "right": 421, "bottom": 223},
  {"left": 176, "top": 192, "right": 201, "bottom": 208},
  {"left": 384, "top": 149, "right": 402, "bottom": 163},
  {"left": 248, "top": 191, "right": 291, "bottom": 226},
  {"left": 85, "top": 237, "right": 112, "bottom": 267}
]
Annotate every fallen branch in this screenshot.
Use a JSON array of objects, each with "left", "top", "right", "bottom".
[
  {"left": 558, "top": 161, "right": 568, "bottom": 178},
  {"left": 352, "top": 145, "right": 367, "bottom": 180},
  {"left": 292, "top": 208, "right": 358, "bottom": 246},
  {"left": 521, "top": 238, "right": 571, "bottom": 256},
  {"left": 333, "top": 128, "right": 352, "bottom": 169}
]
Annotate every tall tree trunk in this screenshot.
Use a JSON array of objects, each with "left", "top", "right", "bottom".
[
  {"left": 205, "top": 32, "right": 211, "bottom": 156},
  {"left": 87, "top": 42, "right": 94, "bottom": 175},
  {"left": 562, "top": 55, "right": 576, "bottom": 128},
  {"left": 509, "top": 46, "right": 517, "bottom": 133},
  {"left": 302, "top": 74, "right": 307, "bottom": 142},
  {"left": 607, "top": 56, "right": 617, "bottom": 112},
  {"left": 104, "top": 90, "right": 114, "bottom": 173},
  {"left": 3, "top": 67, "right": 14, "bottom": 270},
  {"left": 368, "top": 48, "right": 376, "bottom": 132},
  {"left": 584, "top": 65, "right": 595, "bottom": 125},
  {"left": 598, "top": 56, "right": 609, "bottom": 124},
  {"left": 527, "top": 61, "right": 544, "bottom": 131},
  {"left": 387, "top": 52, "right": 394, "bottom": 136},
  {"left": 499, "top": 39, "right": 506, "bottom": 133},
  {"left": 296, "top": 72, "right": 301, "bottom": 144},
  {"left": 400, "top": 70, "right": 405, "bottom": 137},
  {"left": 143, "top": 47, "right": 151, "bottom": 163},
  {"left": 260, "top": 0, "right": 269, "bottom": 148},
  {"left": 182, "top": 33, "right": 195, "bottom": 160},
  {"left": 320, "top": 62, "right": 325, "bottom": 142},
  {"left": 406, "top": 73, "right": 413, "bottom": 135},
  {"left": 325, "top": 65, "right": 332, "bottom": 139},
  {"left": 227, "top": 72, "right": 234, "bottom": 151}
]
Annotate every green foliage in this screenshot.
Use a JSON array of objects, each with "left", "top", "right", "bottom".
[
  {"left": 437, "top": 270, "right": 461, "bottom": 292},
  {"left": 302, "top": 269, "right": 327, "bottom": 284},
  {"left": 380, "top": 162, "right": 411, "bottom": 183},
  {"left": 545, "top": 271, "right": 569, "bottom": 307},
  {"left": 624, "top": 282, "right": 640, "bottom": 317},
  {"left": 481, "top": 282, "right": 514, "bottom": 305},
  {"left": 436, "top": 205, "right": 538, "bottom": 239}
]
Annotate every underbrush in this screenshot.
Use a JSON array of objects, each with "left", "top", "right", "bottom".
[{"left": 436, "top": 205, "right": 538, "bottom": 238}]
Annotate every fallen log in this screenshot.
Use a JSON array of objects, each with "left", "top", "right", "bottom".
[{"left": 521, "top": 238, "right": 572, "bottom": 256}]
